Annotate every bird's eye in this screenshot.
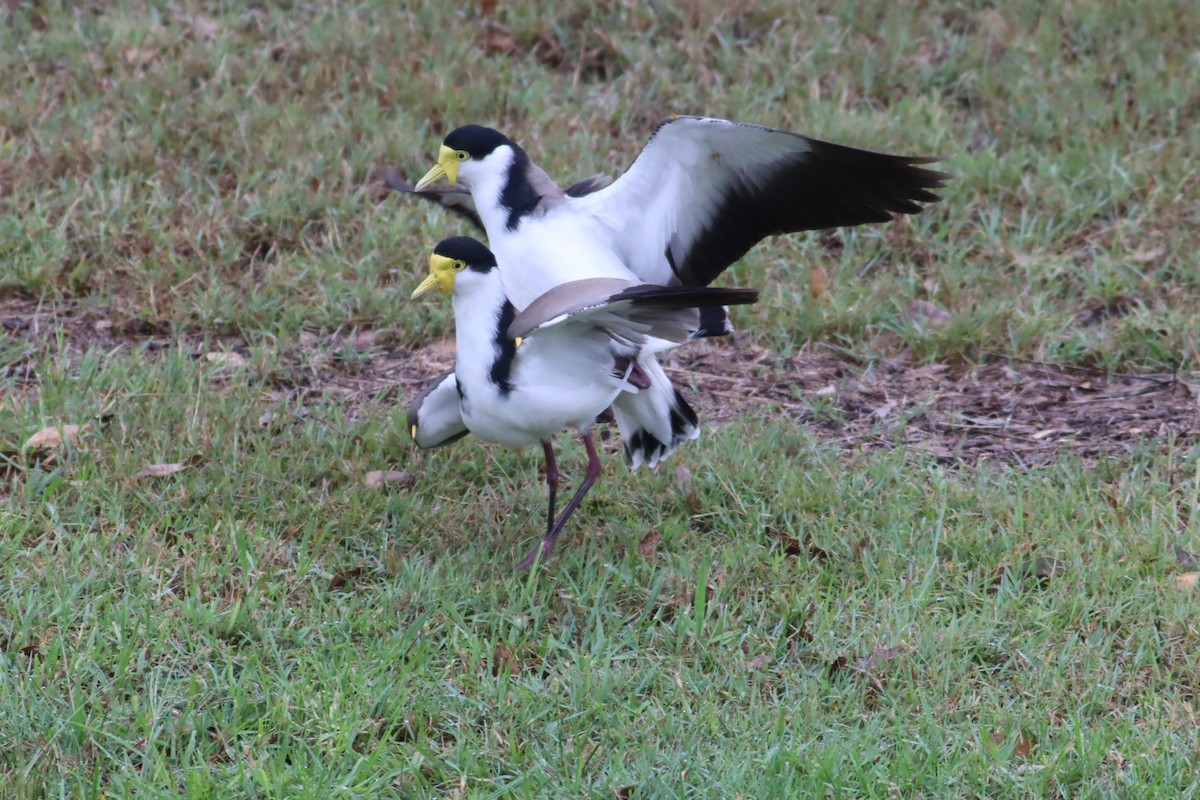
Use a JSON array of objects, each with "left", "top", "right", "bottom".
[
  {"left": 453, "top": 260, "right": 466, "bottom": 271},
  {"left": 455, "top": 150, "right": 468, "bottom": 161}
]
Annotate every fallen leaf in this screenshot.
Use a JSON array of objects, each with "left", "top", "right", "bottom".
[
  {"left": 851, "top": 645, "right": 900, "bottom": 674},
  {"left": 479, "top": 0, "right": 498, "bottom": 15},
  {"left": 789, "top": 618, "right": 814, "bottom": 645},
  {"left": 744, "top": 652, "right": 773, "bottom": 670},
  {"left": 365, "top": 470, "right": 413, "bottom": 489},
  {"left": 186, "top": 14, "right": 221, "bottom": 40},
  {"left": 827, "top": 654, "right": 849, "bottom": 677},
  {"left": 492, "top": 643, "right": 518, "bottom": 675},
  {"left": 809, "top": 265, "right": 830, "bottom": 299},
  {"left": 531, "top": 30, "right": 565, "bottom": 67},
  {"left": 977, "top": 8, "right": 1012, "bottom": 62},
  {"left": 777, "top": 533, "right": 804, "bottom": 556},
  {"left": 771, "top": 528, "right": 829, "bottom": 560},
  {"left": 122, "top": 46, "right": 156, "bottom": 68},
  {"left": 901, "top": 299, "right": 952, "bottom": 330},
  {"left": 25, "top": 424, "right": 88, "bottom": 452},
  {"left": 1074, "top": 295, "right": 1134, "bottom": 327},
  {"left": 637, "top": 530, "right": 661, "bottom": 559},
  {"left": 829, "top": 645, "right": 901, "bottom": 692},
  {"left": 1013, "top": 734, "right": 1035, "bottom": 758},
  {"left": 1130, "top": 247, "right": 1163, "bottom": 264},
  {"left": 480, "top": 28, "right": 518, "bottom": 55},
  {"left": 829, "top": 645, "right": 900, "bottom": 677},
  {"left": 851, "top": 536, "right": 871, "bottom": 560},
  {"left": 328, "top": 565, "right": 367, "bottom": 592},
  {"left": 1177, "top": 572, "right": 1200, "bottom": 590},
  {"left": 674, "top": 465, "right": 697, "bottom": 508},
  {"left": 615, "top": 786, "right": 636, "bottom": 800},
  {"left": 993, "top": 556, "right": 1066, "bottom": 587},
  {"left": 871, "top": 399, "right": 898, "bottom": 419},
  {"left": 205, "top": 351, "right": 247, "bottom": 368},
  {"left": 1174, "top": 544, "right": 1200, "bottom": 571},
  {"left": 134, "top": 462, "right": 187, "bottom": 479}
]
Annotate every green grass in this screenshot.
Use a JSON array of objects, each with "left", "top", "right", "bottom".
[{"left": 3, "top": 1, "right": 1200, "bottom": 797}]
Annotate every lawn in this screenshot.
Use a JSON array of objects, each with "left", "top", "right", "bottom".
[{"left": 2, "top": 1, "right": 1199, "bottom": 797}]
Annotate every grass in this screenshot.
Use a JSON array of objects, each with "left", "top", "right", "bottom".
[{"left": 2, "top": 0, "right": 1200, "bottom": 797}]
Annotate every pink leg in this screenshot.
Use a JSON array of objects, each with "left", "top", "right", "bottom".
[{"left": 516, "top": 431, "right": 603, "bottom": 570}]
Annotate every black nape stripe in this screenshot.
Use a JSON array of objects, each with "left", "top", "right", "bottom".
[
  {"left": 501, "top": 148, "right": 543, "bottom": 231},
  {"left": 490, "top": 300, "right": 518, "bottom": 396}
]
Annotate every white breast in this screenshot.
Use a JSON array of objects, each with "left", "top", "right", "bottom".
[{"left": 494, "top": 208, "right": 639, "bottom": 311}]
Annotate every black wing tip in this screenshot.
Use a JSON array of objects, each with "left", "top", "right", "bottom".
[
  {"left": 565, "top": 174, "right": 615, "bottom": 197},
  {"left": 384, "top": 166, "right": 486, "bottom": 231},
  {"left": 382, "top": 167, "right": 416, "bottom": 194},
  {"left": 612, "top": 284, "right": 759, "bottom": 309},
  {"left": 806, "top": 140, "right": 955, "bottom": 203}
]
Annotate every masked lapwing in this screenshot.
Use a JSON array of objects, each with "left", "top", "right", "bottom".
[
  {"left": 410, "top": 236, "right": 758, "bottom": 568},
  {"left": 413, "top": 116, "right": 949, "bottom": 329}
]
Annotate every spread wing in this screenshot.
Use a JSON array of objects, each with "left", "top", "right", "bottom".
[{"left": 573, "top": 116, "right": 950, "bottom": 287}]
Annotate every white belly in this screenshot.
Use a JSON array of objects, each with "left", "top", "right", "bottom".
[{"left": 458, "top": 329, "right": 625, "bottom": 448}]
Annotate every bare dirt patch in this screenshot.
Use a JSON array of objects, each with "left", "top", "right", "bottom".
[
  {"left": 666, "top": 339, "right": 1199, "bottom": 466},
  {"left": 4, "top": 299, "right": 1197, "bottom": 466}
]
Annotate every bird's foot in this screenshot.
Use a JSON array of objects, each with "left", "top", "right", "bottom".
[{"left": 515, "top": 536, "right": 556, "bottom": 571}]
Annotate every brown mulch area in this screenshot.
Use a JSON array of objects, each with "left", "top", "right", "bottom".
[
  {"left": 665, "top": 339, "right": 1199, "bottom": 466},
  {"left": 3, "top": 299, "right": 1198, "bottom": 466}
]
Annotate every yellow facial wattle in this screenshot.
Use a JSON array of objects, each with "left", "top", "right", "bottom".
[{"left": 414, "top": 145, "right": 461, "bottom": 191}]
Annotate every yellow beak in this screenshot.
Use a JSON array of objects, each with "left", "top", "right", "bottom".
[
  {"left": 414, "top": 145, "right": 459, "bottom": 191},
  {"left": 411, "top": 253, "right": 459, "bottom": 298}
]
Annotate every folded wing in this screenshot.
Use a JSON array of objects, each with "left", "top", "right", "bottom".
[
  {"left": 407, "top": 370, "right": 470, "bottom": 449},
  {"left": 509, "top": 277, "right": 758, "bottom": 345}
]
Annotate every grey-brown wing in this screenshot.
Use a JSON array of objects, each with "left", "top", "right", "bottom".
[
  {"left": 385, "top": 167, "right": 484, "bottom": 231},
  {"left": 509, "top": 279, "right": 759, "bottom": 343}
]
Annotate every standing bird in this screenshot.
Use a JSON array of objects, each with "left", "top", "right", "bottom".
[
  {"left": 410, "top": 236, "right": 758, "bottom": 568},
  {"left": 413, "top": 115, "right": 949, "bottom": 321}
]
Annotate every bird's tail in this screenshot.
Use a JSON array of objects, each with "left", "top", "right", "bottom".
[
  {"left": 611, "top": 355, "right": 699, "bottom": 469},
  {"left": 696, "top": 305, "right": 733, "bottom": 338}
]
